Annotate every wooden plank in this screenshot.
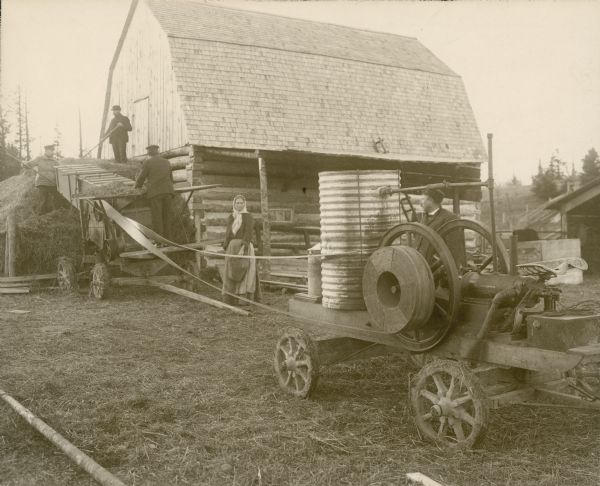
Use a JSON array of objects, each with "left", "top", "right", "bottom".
[
  {"left": 149, "top": 281, "right": 249, "bottom": 316},
  {"left": 0, "top": 282, "right": 31, "bottom": 288},
  {"left": 0, "top": 288, "right": 30, "bottom": 294},
  {"left": 260, "top": 280, "right": 307, "bottom": 291},
  {"left": 0, "top": 273, "right": 57, "bottom": 283}
]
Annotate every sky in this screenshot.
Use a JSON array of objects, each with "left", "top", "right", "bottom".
[{"left": 2, "top": 0, "right": 599, "bottom": 183}]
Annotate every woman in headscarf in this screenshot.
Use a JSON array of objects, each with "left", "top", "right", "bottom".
[{"left": 222, "top": 195, "right": 257, "bottom": 305}]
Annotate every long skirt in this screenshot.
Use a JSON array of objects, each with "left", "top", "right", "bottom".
[{"left": 222, "top": 239, "right": 257, "bottom": 304}]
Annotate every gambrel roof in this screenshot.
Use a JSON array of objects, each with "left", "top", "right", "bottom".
[{"left": 125, "top": 0, "right": 486, "bottom": 163}]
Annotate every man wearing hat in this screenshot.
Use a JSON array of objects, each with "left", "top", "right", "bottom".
[
  {"left": 420, "top": 187, "right": 464, "bottom": 266},
  {"left": 107, "top": 105, "right": 132, "bottom": 163},
  {"left": 135, "top": 145, "right": 174, "bottom": 240},
  {"left": 421, "top": 188, "right": 456, "bottom": 231},
  {"left": 26, "top": 144, "right": 60, "bottom": 214}
]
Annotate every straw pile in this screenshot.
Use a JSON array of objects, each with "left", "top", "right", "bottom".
[{"left": 0, "top": 171, "right": 80, "bottom": 275}]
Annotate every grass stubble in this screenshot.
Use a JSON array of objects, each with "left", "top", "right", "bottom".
[{"left": 0, "top": 281, "right": 599, "bottom": 485}]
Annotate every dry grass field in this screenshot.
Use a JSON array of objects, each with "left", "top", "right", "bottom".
[{"left": 1, "top": 281, "right": 599, "bottom": 486}]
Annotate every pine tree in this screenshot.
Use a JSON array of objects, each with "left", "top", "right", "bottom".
[{"left": 580, "top": 148, "right": 600, "bottom": 181}]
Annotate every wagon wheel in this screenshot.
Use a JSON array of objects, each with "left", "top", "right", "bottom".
[
  {"left": 89, "top": 262, "right": 110, "bottom": 300},
  {"left": 438, "top": 219, "right": 510, "bottom": 274},
  {"left": 273, "top": 328, "right": 320, "bottom": 398},
  {"left": 411, "top": 359, "right": 489, "bottom": 449},
  {"left": 379, "top": 222, "right": 461, "bottom": 352},
  {"left": 181, "top": 260, "right": 200, "bottom": 293},
  {"left": 102, "top": 237, "right": 120, "bottom": 262},
  {"left": 57, "top": 257, "right": 77, "bottom": 291}
]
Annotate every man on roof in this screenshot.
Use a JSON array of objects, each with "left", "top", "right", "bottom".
[
  {"left": 135, "top": 144, "right": 174, "bottom": 241},
  {"left": 107, "top": 105, "right": 132, "bottom": 163}
]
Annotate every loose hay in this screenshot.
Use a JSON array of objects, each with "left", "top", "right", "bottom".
[{"left": 80, "top": 181, "right": 143, "bottom": 198}]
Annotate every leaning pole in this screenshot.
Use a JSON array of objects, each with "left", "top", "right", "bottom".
[{"left": 0, "top": 387, "right": 127, "bottom": 486}]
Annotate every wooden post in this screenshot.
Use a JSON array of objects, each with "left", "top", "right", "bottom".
[
  {"left": 6, "top": 212, "right": 17, "bottom": 277},
  {"left": 191, "top": 145, "right": 205, "bottom": 270},
  {"left": 452, "top": 188, "right": 461, "bottom": 215},
  {"left": 258, "top": 154, "right": 271, "bottom": 277}
]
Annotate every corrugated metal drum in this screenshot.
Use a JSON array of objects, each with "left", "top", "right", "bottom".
[{"left": 319, "top": 170, "right": 401, "bottom": 310}]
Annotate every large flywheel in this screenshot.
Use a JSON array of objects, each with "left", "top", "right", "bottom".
[
  {"left": 437, "top": 219, "right": 510, "bottom": 274},
  {"left": 371, "top": 222, "right": 461, "bottom": 352}
]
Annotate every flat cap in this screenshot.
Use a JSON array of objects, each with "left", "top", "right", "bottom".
[
  {"left": 44, "top": 144, "right": 55, "bottom": 150},
  {"left": 111, "top": 105, "right": 121, "bottom": 111},
  {"left": 146, "top": 144, "right": 159, "bottom": 150},
  {"left": 424, "top": 187, "right": 445, "bottom": 204}
]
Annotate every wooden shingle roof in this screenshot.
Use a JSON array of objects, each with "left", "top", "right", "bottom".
[{"left": 143, "top": 0, "right": 485, "bottom": 163}]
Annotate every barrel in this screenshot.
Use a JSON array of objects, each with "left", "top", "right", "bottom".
[{"left": 319, "top": 170, "right": 401, "bottom": 309}]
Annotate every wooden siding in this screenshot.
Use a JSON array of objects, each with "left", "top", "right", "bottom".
[{"left": 100, "top": 0, "right": 187, "bottom": 159}]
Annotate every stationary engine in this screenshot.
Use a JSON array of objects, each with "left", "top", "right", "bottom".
[{"left": 361, "top": 219, "right": 561, "bottom": 352}]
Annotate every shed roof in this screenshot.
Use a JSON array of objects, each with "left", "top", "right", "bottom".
[
  {"left": 139, "top": 0, "right": 485, "bottom": 163},
  {"left": 546, "top": 177, "right": 600, "bottom": 213}
]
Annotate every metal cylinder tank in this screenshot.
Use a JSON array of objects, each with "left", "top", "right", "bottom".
[{"left": 319, "top": 170, "right": 401, "bottom": 310}]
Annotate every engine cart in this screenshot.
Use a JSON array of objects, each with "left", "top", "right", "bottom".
[
  {"left": 53, "top": 164, "right": 219, "bottom": 298},
  {"left": 273, "top": 189, "right": 600, "bottom": 449}
]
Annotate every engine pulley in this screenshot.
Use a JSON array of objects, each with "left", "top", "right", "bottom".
[{"left": 362, "top": 245, "right": 435, "bottom": 333}]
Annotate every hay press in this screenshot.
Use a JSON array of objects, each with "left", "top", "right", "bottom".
[
  {"left": 273, "top": 164, "right": 600, "bottom": 449},
  {"left": 51, "top": 164, "right": 219, "bottom": 299}
]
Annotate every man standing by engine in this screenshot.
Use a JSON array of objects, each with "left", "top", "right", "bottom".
[
  {"left": 27, "top": 144, "right": 59, "bottom": 214},
  {"left": 420, "top": 187, "right": 464, "bottom": 267},
  {"left": 135, "top": 144, "right": 174, "bottom": 240},
  {"left": 107, "top": 105, "right": 132, "bottom": 163}
]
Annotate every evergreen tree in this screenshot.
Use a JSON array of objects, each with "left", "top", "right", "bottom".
[
  {"left": 531, "top": 154, "right": 567, "bottom": 200},
  {"left": 580, "top": 148, "right": 600, "bottom": 181}
]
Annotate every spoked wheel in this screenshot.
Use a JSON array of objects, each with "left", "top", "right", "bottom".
[
  {"left": 273, "top": 328, "right": 320, "bottom": 398},
  {"left": 411, "top": 359, "right": 489, "bottom": 449},
  {"left": 57, "top": 257, "right": 77, "bottom": 291},
  {"left": 89, "top": 263, "right": 110, "bottom": 300},
  {"left": 438, "top": 219, "right": 511, "bottom": 274},
  {"left": 379, "top": 222, "right": 461, "bottom": 352}
]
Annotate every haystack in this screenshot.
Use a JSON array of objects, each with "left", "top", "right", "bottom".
[
  {"left": 0, "top": 171, "right": 80, "bottom": 275},
  {"left": 0, "top": 160, "right": 195, "bottom": 276}
]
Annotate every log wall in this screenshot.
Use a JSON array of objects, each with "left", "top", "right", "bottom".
[{"left": 190, "top": 151, "right": 321, "bottom": 248}]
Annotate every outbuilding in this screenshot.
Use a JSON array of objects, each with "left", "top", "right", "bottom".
[
  {"left": 546, "top": 177, "right": 600, "bottom": 273},
  {"left": 99, "top": 0, "right": 486, "bottom": 268}
]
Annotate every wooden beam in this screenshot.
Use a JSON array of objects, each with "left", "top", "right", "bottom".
[
  {"left": 148, "top": 281, "right": 249, "bottom": 316},
  {"left": 191, "top": 145, "right": 205, "bottom": 271},
  {"left": 6, "top": 212, "right": 17, "bottom": 277},
  {"left": 0, "top": 273, "right": 57, "bottom": 283},
  {"left": 258, "top": 155, "right": 271, "bottom": 276}
]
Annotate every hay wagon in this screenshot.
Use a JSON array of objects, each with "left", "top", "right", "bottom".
[
  {"left": 52, "top": 164, "right": 217, "bottom": 299},
  {"left": 273, "top": 170, "right": 600, "bottom": 449}
]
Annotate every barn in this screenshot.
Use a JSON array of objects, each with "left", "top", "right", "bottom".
[{"left": 98, "top": 0, "right": 486, "bottom": 272}]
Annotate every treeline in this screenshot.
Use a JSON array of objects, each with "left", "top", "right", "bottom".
[{"left": 530, "top": 148, "right": 599, "bottom": 201}]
